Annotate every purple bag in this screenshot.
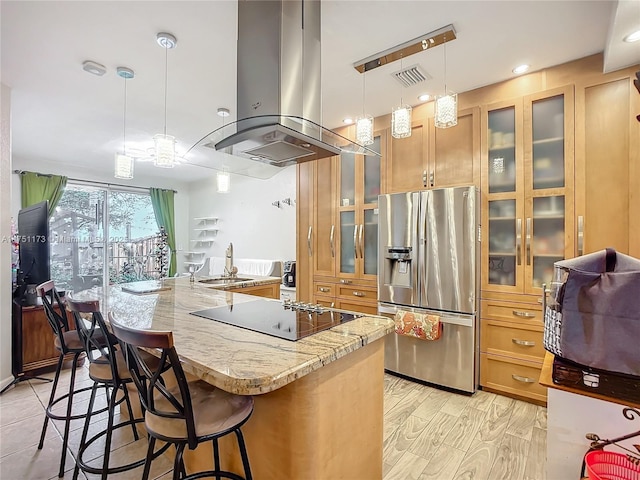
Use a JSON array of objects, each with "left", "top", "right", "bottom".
[{"left": 549, "top": 249, "right": 640, "bottom": 376}]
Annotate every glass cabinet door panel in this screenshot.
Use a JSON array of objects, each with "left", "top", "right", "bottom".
[
  {"left": 340, "top": 211, "right": 356, "bottom": 274},
  {"left": 488, "top": 199, "right": 517, "bottom": 286},
  {"left": 363, "top": 208, "right": 378, "bottom": 275},
  {"left": 532, "top": 195, "right": 565, "bottom": 288},
  {"left": 488, "top": 107, "right": 516, "bottom": 193},
  {"left": 363, "top": 136, "right": 381, "bottom": 204},
  {"left": 340, "top": 152, "right": 356, "bottom": 207},
  {"left": 532, "top": 95, "right": 565, "bottom": 190}
]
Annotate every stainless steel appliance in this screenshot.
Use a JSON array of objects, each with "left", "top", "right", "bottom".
[
  {"left": 191, "top": 299, "right": 362, "bottom": 341},
  {"left": 378, "top": 186, "right": 479, "bottom": 393},
  {"left": 282, "top": 261, "right": 296, "bottom": 287}
]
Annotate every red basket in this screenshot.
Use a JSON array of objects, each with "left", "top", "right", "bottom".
[{"left": 585, "top": 450, "right": 640, "bottom": 480}]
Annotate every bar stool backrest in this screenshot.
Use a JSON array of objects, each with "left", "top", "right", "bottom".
[
  {"left": 36, "top": 280, "right": 72, "bottom": 352},
  {"left": 109, "top": 315, "right": 198, "bottom": 449},
  {"left": 66, "top": 298, "right": 122, "bottom": 385}
]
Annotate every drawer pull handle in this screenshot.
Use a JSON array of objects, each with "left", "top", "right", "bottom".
[
  {"left": 512, "top": 310, "right": 536, "bottom": 318},
  {"left": 512, "top": 374, "right": 535, "bottom": 383},
  {"left": 319, "top": 287, "right": 330, "bottom": 293},
  {"left": 340, "top": 279, "right": 352, "bottom": 284},
  {"left": 512, "top": 338, "right": 535, "bottom": 347},
  {"left": 353, "top": 291, "right": 365, "bottom": 297}
]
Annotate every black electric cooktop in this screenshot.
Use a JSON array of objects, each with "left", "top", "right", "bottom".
[{"left": 190, "top": 299, "right": 362, "bottom": 341}]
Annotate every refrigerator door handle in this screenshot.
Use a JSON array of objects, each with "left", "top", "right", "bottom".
[
  {"left": 516, "top": 218, "right": 522, "bottom": 265},
  {"left": 377, "top": 304, "right": 475, "bottom": 327},
  {"left": 353, "top": 225, "right": 359, "bottom": 259},
  {"left": 526, "top": 217, "right": 532, "bottom": 266}
]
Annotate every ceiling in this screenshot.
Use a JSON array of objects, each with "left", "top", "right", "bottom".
[{"left": 2, "top": 1, "right": 639, "bottom": 184}]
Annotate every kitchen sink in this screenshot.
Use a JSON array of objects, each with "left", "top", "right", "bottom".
[{"left": 199, "top": 277, "right": 253, "bottom": 285}]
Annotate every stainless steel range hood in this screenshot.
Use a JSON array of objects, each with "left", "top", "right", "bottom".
[{"left": 187, "top": 0, "right": 376, "bottom": 176}]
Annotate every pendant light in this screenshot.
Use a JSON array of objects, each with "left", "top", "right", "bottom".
[
  {"left": 216, "top": 107, "right": 231, "bottom": 193},
  {"left": 391, "top": 54, "right": 412, "bottom": 139},
  {"left": 434, "top": 33, "right": 458, "bottom": 129},
  {"left": 114, "top": 67, "right": 134, "bottom": 179},
  {"left": 355, "top": 70, "right": 374, "bottom": 146},
  {"left": 154, "top": 32, "right": 177, "bottom": 168}
]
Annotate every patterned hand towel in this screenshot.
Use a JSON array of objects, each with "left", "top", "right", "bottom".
[{"left": 394, "top": 310, "right": 442, "bottom": 341}]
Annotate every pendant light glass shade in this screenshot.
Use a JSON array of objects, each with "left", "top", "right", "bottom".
[
  {"left": 434, "top": 93, "right": 458, "bottom": 128},
  {"left": 114, "top": 153, "right": 134, "bottom": 179},
  {"left": 153, "top": 134, "right": 176, "bottom": 168},
  {"left": 217, "top": 170, "right": 230, "bottom": 193},
  {"left": 355, "top": 115, "right": 374, "bottom": 145},
  {"left": 154, "top": 32, "right": 177, "bottom": 169},
  {"left": 391, "top": 105, "right": 412, "bottom": 138},
  {"left": 115, "top": 66, "right": 134, "bottom": 179}
]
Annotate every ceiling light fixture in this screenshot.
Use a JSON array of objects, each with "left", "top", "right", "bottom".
[
  {"left": 114, "top": 67, "right": 134, "bottom": 179},
  {"left": 624, "top": 29, "right": 640, "bottom": 43},
  {"left": 217, "top": 107, "right": 231, "bottom": 193},
  {"left": 391, "top": 54, "right": 412, "bottom": 139},
  {"left": 82, "top": 60, "right": 107, "bottom": 76},
  {"left": 434, "top": 31, "right": 458, "bottom": 129},
  {"left": 343, "top": 118, "right": 353, "bottom": 125},
  {"left": 154, "top": 32, "right": 177, "bottom": 168},
  {"left": 418, "top": 94, "right": 430, "bottom": 102},
  {"left": 355, "top": 71, "right": 374, "bottom": 146},
  {"left": 512, "top": 64, "right": 530, "bottom": 74}
]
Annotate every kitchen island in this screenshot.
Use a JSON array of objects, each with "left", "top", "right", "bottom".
[{"left": 72, "top": 277, "right": 394, "bottom": 479}]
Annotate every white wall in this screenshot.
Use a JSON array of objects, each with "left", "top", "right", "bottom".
[
  {"left": 185, "top": 166, "right": 297, "bottom": 274},
  {"left": 1, "top": 84, "right": 13, "bottom": 389}
]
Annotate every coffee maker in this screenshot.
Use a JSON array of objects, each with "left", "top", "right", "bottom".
[{"left": 282, "top": 261, "right": 296, "bottom": 287}]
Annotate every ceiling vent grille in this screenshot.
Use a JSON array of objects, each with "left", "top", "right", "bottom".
[{"left": 392, "top": 64, "right": 431, "bottom": 87}]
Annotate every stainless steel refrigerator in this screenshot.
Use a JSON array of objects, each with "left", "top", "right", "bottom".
[{"left": 378, "top": 186, "right": 479, "bottom": 393}]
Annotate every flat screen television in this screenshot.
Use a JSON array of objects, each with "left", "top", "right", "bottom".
[{"left": 17, "top": 200, "right": 50, "bottom": 290}]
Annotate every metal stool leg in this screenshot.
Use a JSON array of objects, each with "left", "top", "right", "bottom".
[
  {"left": 72, "top": 381, "right": 98, "bottom": 480},
  {"left": 236, "top": 429, "right": 253, "bottom": 480},
  {"left": 37, "top": 352, "right": 64, "bottom": 450}
]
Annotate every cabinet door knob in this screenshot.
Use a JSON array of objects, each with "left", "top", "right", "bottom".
[
  {"left": 512, "top": 374, "right": 535, "bottom": 383},
  {"left": 512, "top": 310, "right": 536, "bottom": 318},
  {"left": 512, "top": 338, "right": 535, "bottom": 347}
]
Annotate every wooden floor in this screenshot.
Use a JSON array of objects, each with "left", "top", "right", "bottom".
[{"left": 0, "top": 364, "right": 547, "bottom": 479}]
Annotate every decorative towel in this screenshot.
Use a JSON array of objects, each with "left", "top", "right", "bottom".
[{"left": 394, "top": 310, "right": 442, "bottom": 341}]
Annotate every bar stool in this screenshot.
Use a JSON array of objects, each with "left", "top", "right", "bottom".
[
  {"left": 36, "top": 281, "right": 108, "bottom": 478},
  {"left": 67, "top": 298, "right": 168, "bottom": 480},
  {"left": 110, "top": 314, "right": 254, "bottom": 480}
]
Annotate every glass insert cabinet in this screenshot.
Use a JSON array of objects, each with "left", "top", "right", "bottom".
[
  {"left": 338, "top": 134, "right": 382, "bottom": 282},
  {"left": 482, "top": 86, "right": 575, "bottom": 295}
]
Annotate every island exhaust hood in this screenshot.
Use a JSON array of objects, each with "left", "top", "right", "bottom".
[{"left": 188, "top": 0, "right": 376, "bottom": 173}]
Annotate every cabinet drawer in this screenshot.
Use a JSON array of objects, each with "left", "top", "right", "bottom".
[
  {"left": 336, "top": 285, "right": 377, "bottom": 301},
  {"left": 335, "top": 299, "right": 379, "bottom": 316},
  {"left": 315, "top": 295, "right": 335, "bottom": 308},
  {"left": 315, "top": 283, "right": 335, "bottom": 296},
  {"left": 480, "top": 353, "right": 547, "bottom": 404},
  {"left": 482, "top": 299, "right": 542, "bottom": 324},
  {"left": 481, "top": 319, "right": 545, "bottom": 362}
]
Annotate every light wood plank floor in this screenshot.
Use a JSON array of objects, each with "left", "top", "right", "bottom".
[{"left": 0, "top": 364, "right": 547, "bottom": 479}]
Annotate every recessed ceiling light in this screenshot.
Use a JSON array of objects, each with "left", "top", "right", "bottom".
[
  {"left": 418, "top": 94, "right": 430, "bottom": 102},
  {"left": 512, "top": 64, "right": 530, "bottom": 75},
  {"left": 82, "top": 60, "right": 106, "bottom": 76},
  {"left": 343, "top": 118, "right": 353, "bottom": 125},
  {"left": 623, "top": 29, "right": 640, "bottom": 43},
  {"left": 217, "top": 107, "right": 231, "bottom": 117}
]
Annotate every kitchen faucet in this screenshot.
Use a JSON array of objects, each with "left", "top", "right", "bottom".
[{"left": 224, "top": 243, "right": 237, "bottom": 277}]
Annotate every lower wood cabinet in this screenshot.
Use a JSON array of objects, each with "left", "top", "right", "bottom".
[
  {"left": 313, "top": 280, "right": 378, "bottom": 315},
  {"left": 479, "top": 295, "right": 547, "bottom": 405},
  {"left": 225, "top": 282, "right": 280, "bottom": 299}
]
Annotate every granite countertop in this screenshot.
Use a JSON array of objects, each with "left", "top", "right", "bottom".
[{"left": 71, "top": 277, "right": 394, "bottom": 395}]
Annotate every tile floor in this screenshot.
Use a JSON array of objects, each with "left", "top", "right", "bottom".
[{"left": 0, "top": 365, "right": 547, "bottom": 480}]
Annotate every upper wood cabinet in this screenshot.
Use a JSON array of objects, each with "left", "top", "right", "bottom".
[
  {"left": 385, "top": 106, "right": 480, "bottom": 193},
  {"left": 481, "top": 85, "right": 575, "bottom": 296}
]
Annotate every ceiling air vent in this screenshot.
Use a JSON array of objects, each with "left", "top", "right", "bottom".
[{"left": 392, "top": 64, "right": 431, "bottom": 87}]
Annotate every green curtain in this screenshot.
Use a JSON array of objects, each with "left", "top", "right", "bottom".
[
  {"left": 150, "top": 187, "right": 176, "bottom": 277},
  {"left": 20, "top": 171, "right": 67, "bottom": 216}
]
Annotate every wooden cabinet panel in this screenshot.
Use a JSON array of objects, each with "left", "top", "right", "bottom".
[
  {"left": 296, "top": 162, "right": 314, "bottom": 303},
  {"left": 225, "top": 283, "right": 280, "bottom": 299},
  {"left": 481, "top": 298, "right": 542, "bottom": 324},
  {"left": 335, "top": 299, "right": 379, "bottom": 316},
  {"left": 387, "top": 121, "right": 428, "bottom": 193},
  {"left": 313, "top": 157, "right": 337, "bottom": 277},
  {"left": 336, "top": 285, "right": 377, "bottom": 302},
  {"left": 480, "top": 353, "right": 546, "bottom": 404},
  {"left": 480, "top": 318, "right": 545, "bottom": 363}
]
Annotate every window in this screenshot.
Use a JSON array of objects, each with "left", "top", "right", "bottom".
[{"left": 49, "top": 184, "right": 160, "bottom": 292}]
